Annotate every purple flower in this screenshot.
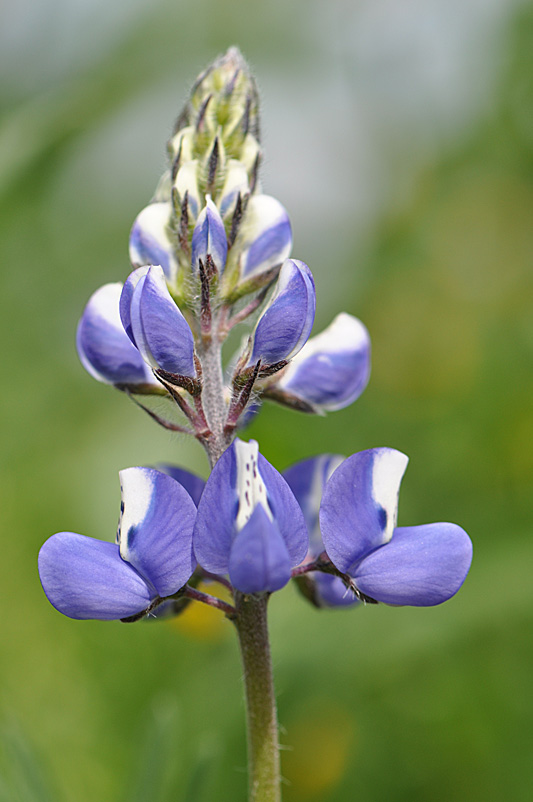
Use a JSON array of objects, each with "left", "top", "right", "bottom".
[
  {"left": 319, "top": 448, "right": 473, "bottom": 606},
  {"left": 284, "top": 455, "right": 358, "bottom": 607},
  {"left": 129, "top": 202, "right": 178, "bottom": 284},
  {"left": 237, "top": 195, "right": 292, "bottom": 280},
  {"left": 76, "top": 283, "right": 159, "bottom": 390},
  {"left": 38, "top": 468, "right": 197, "bottom": 620},
  {"left": 191, "top": 197, "right": 228, "bottom": 274},
  {"left": 119, "top": 266, "right": 148, "bottom": 344},
  {"left": 120, "top": 265, "right": 196, "bottom": 378},
  {"left": 193, "top": 439, "right": 308, "bottom": 594},
  {"left": 248, "top": 259, "right": 316, "bottom": 367},
  {"left": 274, "top": 313, "right": 371, "bottom": 412}
]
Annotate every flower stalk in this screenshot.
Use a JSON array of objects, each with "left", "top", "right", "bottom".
[
  {"left": 195, "top": 285, "right": 283, "bottom": 798},
  {"left": 196, "top": 313, "right": 233, "bottom": 465},
  {"left": 234, "top": 593, "right": 281, "bottom": 802}
]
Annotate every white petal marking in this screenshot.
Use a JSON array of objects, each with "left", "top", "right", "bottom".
[
  {"left": 281, "top": 313, "right": 369, "bottom": 378},
  {"left": 371, "top": 449, "right": 409, "bottom": 544},
  {"left": 117, "top": 469, "right": 154, "bottom": 560},
  {"left": 235, "top": 440, "right": 273, "bottom": 531}
]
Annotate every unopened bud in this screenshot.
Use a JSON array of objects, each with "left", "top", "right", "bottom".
[{"left": 174, "top": 48, "right": 260, "bottom": 153}]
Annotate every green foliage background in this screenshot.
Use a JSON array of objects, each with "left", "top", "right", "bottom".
[{"left": 1, "top": 1, "right": 532, "bottom": 800}]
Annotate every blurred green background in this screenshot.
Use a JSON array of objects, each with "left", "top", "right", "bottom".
[{"left": 1, "top": 0, "right": 532, "bottom": 800}]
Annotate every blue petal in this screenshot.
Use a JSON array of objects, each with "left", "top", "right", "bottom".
[
  {"left": 129, "top": 266, "right": 196, "bottom": 377},
  {"left": 284, "top": 456, "right": 358, "bottom": 607},
  {"left": 284, "top": 455, "right": 344, "bottom": 556},
  {"left": 353, "top": 524, "right": 473, "bottom": 606},
  {"left": 38, "top": 533, "right": 154, "bottom": 620},
  {"left": 118, "top": 468, "right": 196, "bottom": 598},
  {"left": 76, "top": 283, "right": 157, "bottom": 387},
  {"left": 129, "top": 202, "right": 177, "bottom": 282},
  {"left": 228, "top": 506, "right": 291, "bottom": 593},
  {"left": 156, "top": 465, "right": 205, "bottom": 506},
  {"left": 320, "top": 448, "right": 409, "bottom": 573},
  {"left": 120, "top": 267, "right": 149, "bottom": 346},
  {"left": 277, "top": 314, "right": 371, "bottom": 411},
  {"left": 191, "top": 197, "right": 228, "bottom": 274},
  {"left": 193, "top": 443, "right": 240, "bottom": 575},
  {"left": 315, "top": 574, "right": 360, "bottom": 607},
  {"left": 240, "top": 195, "right": 292, "bottom": 279},
  {"left": 193, "top": 439, "right": 308, "bottom": 577},
  {"left": 254, "top": 454, "right": 308, "bottom": 567},
  {"left": 249, "top": 259, "right": 316, "bottom": 366}
]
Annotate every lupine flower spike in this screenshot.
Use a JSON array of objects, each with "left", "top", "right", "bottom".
[{"left": 40, "top": 48, "right": 473, "bottom": 802}]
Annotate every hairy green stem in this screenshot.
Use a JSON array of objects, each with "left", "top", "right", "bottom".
[
  {"left": 197, "top": 314, "right": 232, "bottom": 466},
  {"left": 197, "top": 309, "right": 280, "bottom": 799},
  {"left": 234, "top": 593, "right": 281, "bottom": 802}
]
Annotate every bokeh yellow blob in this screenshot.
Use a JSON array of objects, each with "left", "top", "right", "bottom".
[
  {"left": 283, "top": 701, "right": 356, "bottom": 800},
  {"left": 169, "top": 582, "right": 233, "bottom": 641}
]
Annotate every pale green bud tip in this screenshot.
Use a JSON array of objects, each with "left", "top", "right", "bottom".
[{"left": 169, "top": 47, "right": 260, "bottom": 157}]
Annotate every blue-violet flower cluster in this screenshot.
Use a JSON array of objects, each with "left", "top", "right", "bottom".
[{"left": 39, "top": 48, "right": 472, "bottom": 625}]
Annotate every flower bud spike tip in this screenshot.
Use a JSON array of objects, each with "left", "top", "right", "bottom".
[
  {"left": 172, "top": 48, "right": 260, "bottom": 151},
  {"left": 247, "top": 258, "right": 316, "bottom": 369},
  {"left": 193, "top": 439, "right": 308, "bottom": 594},
  {"left": 76, "top": 283, "right": 159, "bottom": 391}
]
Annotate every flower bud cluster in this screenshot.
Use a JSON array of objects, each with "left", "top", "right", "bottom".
[
  {"left": 76, "top": 48, "right": 372, "bottom": 445},
  {"left": 40, "top": 50, "right": 472, "bottom": 624},
  {"left": 128, "top": 47, "right": 290, "bottom": 305}
]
